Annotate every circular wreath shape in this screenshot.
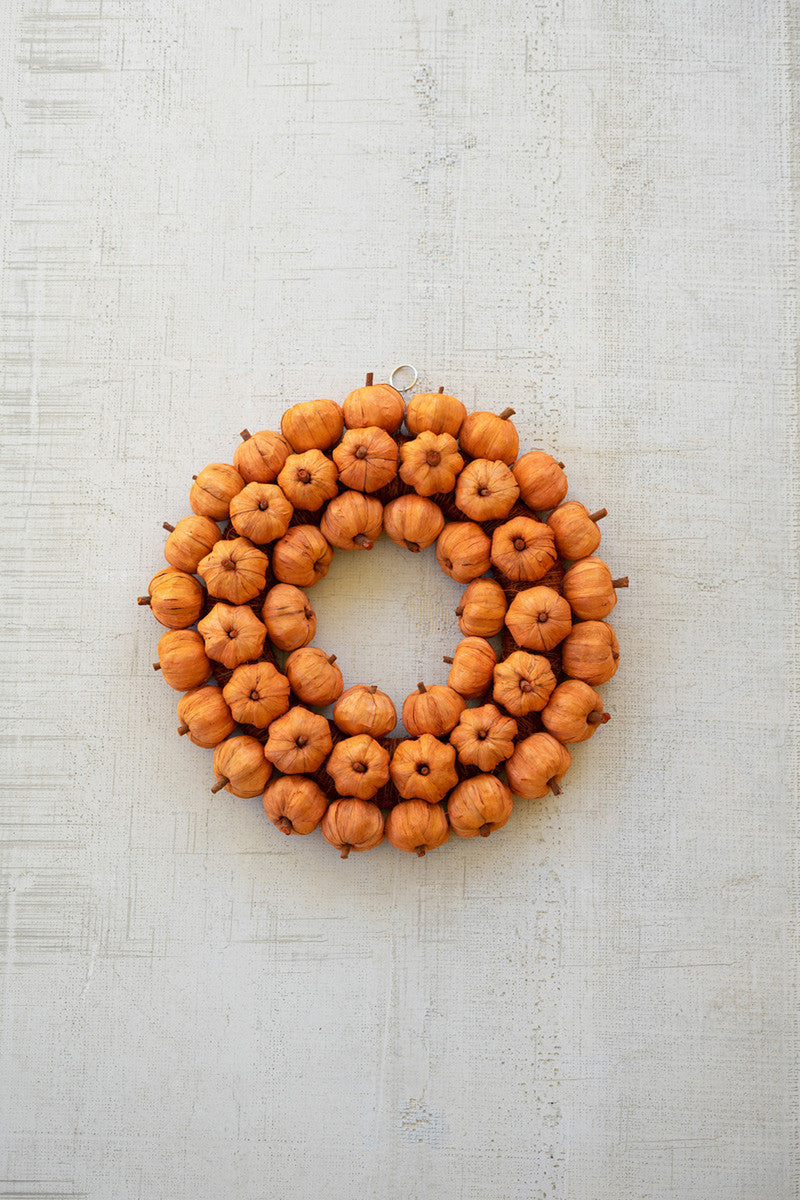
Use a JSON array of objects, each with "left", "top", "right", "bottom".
[{"left": 138, "top": 371, "right": 628, "bottom": 859}]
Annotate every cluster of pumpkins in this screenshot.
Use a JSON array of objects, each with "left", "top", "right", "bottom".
[{"left": 139, "top": 374, "right": 627, "bottom": 858}]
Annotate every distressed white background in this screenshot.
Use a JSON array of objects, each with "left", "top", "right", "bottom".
[{"left": 1, "top": 1, "right": 797, "bottom": 1198}]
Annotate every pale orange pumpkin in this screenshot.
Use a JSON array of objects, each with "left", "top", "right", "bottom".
[
  {"left": 562, "top": 556, "right": 629, "bottom": 621},
  {"left": 271, "top": 525, "right": 334, "bottom": 588},
  {"left": 222, "top": 661, "right": 291, "bottom": 727},
  {"left": 389, "top": 734, "right": 458, "bottom": 803},
  {"left": 492, "top": 650, "right": 556, "bottom": 716},
  {"left": 490, "top": 517, "right": 557, "bottom": 582},
  {"left": 561, "top": 620, "right": 619, "bottom": 685},
  {"left": 402, "top": 682, "right": 465, "bottom": 737},
  {"left": 211, "top": 735, "right": 272, "bottom": 798},
  {"left": 342, "top": 375, "right": 405, "bottom": 433},
  {"left": 189, "top": 462, "right": 245, "bottom": 520},
  {"left": 458, "top": 408, "right": 519, "bottom": 463},
  {"left": 234, "top": 428, "right": 292, "bottom": 484},
  {"left": 263, "top": 706, "right": 333, "bottom": 774},
  {"left": 326, "top": 735, "right": 391, "bottom": 800},
  {"left": 385, "top": 800, "right": 450, "bottom": 857},
  {"left": 163, "top": 515, "right": 222, "bottom": 573},
  {"left": 332, "top": 426, "right": 399, "bottom": 492},
  {"left": 382, "top": 494, "right": 444, "bottom": 552},
  {"left": 435, "top": 522, "right": 492, "bottom": 583},
  {"left": 504, "top": 586, "right": 572, "bottom": 652},
  {"left": 277, "top": 449, "right": 339, "bottom": 511},
  {"left": 405, "top": 389, "right": 466, "bottom": 437},
  {"left": 153, "top": 629, "right": 211, "bottom": 691},
  {"left": 505, "top": 731, "right": 572, "bottom": 799},
  {"left": 442, "top": 636, "right": 497, "bottom": 698},
  {"left": 447, "top": 775, "right": 513, "bottom": 838},
  {"left": 280, "top": 398, "right": 344, "bottom": 452},
  {"left": 321, "top": 798, "right": 384, "bottom": 858},
  {"left": 541, "top": 680, "right": 610, "bottom": 743},
  {"left": 263, "top": 775, "right": 329, "bottom": 835},
  {"left": 197, "top": 537, "right": 269, "bottom": 604},
  {"left": 177, "top": 686, "right": 236, "bottom": 748},
  {"left": 261, "top": 583, "right": 316, "bottom": 651},
  {"left": 449, "top": 704, "right": 518, "bottom": 772},
  {"left": 229, "top": 482, "right": 293, "bottom": 544},
  {"left": 138, "top": 568, "right": 205, "bottom": 630},
  {"left": 455, "top": 458, "right": 519, "bottom": 521},
  {"left": 333, "top": 685, "right": 397, "bottom": 737},
  {"left": 399, "top": 431, "right": 464, "bottom": 497},
  {"left": 197, "top": 602, "right": 267, "bottom": 668}
]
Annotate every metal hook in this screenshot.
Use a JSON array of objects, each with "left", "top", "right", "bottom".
[{"left": 389, "top": 364, "right": 418, "bottom": 392}]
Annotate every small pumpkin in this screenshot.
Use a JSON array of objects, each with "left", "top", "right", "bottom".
[
  {"left": 332, "top": 426, "right": 399, "bottom": 492},
  {"left": 153, "top": 629, "right": 211, "bottom": 691},
  {"left": 326, "top": 734, "right": 391, "bottom": 800},
  {"left": 399, "top": 431, "right": 464, "bottom": 497},
  {"left": 385, "top": 800, "right": 450, "bottom": 857},
  {"left": 382, "top": 494, "right": 444, "bottom": 552},
  {"left": 320, "top": 491, "right": 383, "bottom": 550},
  {"left": 261, "top": 583, "right": 316, "bottom": 651},
  {"left": 197, "top": 536, "right": 269, "bottom": 604},
  {"left": 280, "top": 398, "right": 344, "bottom": 452},
  {"left": 541, "top": 680, "right": 610, "bottom": 743},
  {"left": 211, "top": 735, "right": 272, "bottom": 798},
  {"left": 333, "top": 684, "right": 397, "bottom": 738},
  {"left": 435, "top": 521, "right": 492, "bottom": 583},
  {"left": 455, "top": 577, "right": 507, "bottom": 637},
  {"left": 402, "top": 682, "right": 465, "bottom": 737},
  {"left": 263, "top": 775, "right": 329, "bottom": 835},
  {"left": 229, "top": 482, "right": 293, "bottom": 544},
  {"left": 449, "top": 704, "right": 518, "bottom": 772},
  {"left": 197, "top": 601, "right": 267, "bottom": 668},
  {"left": 443, "top": 636, "right": 497, "bottom": 698},
  {"left": 455, "top": 458, "right": 519, "bottom": 521},
  {"left": 285, "top": 647, "right": 344, "bottom": 706},
  {"left": 222, "top": 661, "right": 290, "bottom": 727},
  {"left": 271, "top": 525, "right": 334, "bottom": 588},
  {"left": 189, "top": 462, "right": 245, "bottom": 520},
  {"left": 138, "top": 568, "right": 204, "bottom": 630},
  {"left": 512, "top": 451, "right": 568, "bottom": 511},
  {"left": 447, "top": 775, "right": 513, "bottom": 838},
  {"left": 389, "top": 734, "right": 458, "bottom": 803},
  {"left": 458, "top": 407, "right": 519, "bottom": 463},
  {"left": 177, "top": 685, "right": 235, "bottom": 748},
  {"left": 562, "top": 556, "right": 628, "bottom": 621},
  {"left": 342, "top": 374, "right": 405, "bottom": 433},
  {"left": 547, "top": 501, "right": 606, "bottom": 561},
  {"left": 504, "top": 586, "right": 572, "bottom": 652},
  {"left": 263, "top": 706, "right": 333, "bottom": 774},
  {"left": 561, "top": 620, "right": 619, "bottom": 685},
  {"left": 163, "top": 515, "right": 222, "bottom": 573},
  {"left": 320, "top": 798, "right": 384, "bottom": 858},
  {"left": 405, "top": 388, "right": 466, "bottom": 437},
  {"left": 505, "top": 731, "right": 572, "bottom": 799},
  {"left": 277, "top": 449, "right": 339, "bottom": 512},
  {"left": 492, "top": 650, "right": 556, "bottom": 716},
  {"left": 490, "top": 517, "right": 557, "bottom": 582},
  {"left": 234, "top": 428, "right": 292, "bottom": 484}
]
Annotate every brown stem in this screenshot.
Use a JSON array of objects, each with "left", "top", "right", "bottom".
[
  {"left": 442, "top": 655, "right": 454, "bottom": 664},
  {"left": 455, "top": 605, "right": 464, "bottom": 616},
  {"left": 587, "top": 710, "right": 609, "bottom": 725},
  {"left": 438, "top": 386, "right": 444, "bottom": 394},
  {"left": 417, "top": 682, "right": 427, "bottom": 693},
  {"left": 327, "top": 654, "right": 337, "bottom": 664},
  {"left": 415, "top": 846, "right": 427, "bottom": 857},
  {"left": 340, "top": 844, "right": 352, "bottom": 859},
  {"left": 368, "top": 685, "right": 378, "bottom": 694},
  {"left": 589, "top": 508, "right": 607, "bottom": 523},
  {"left": 137, "top": 596, "right": 151, "bottom": 606},
  {"left": 612, "top": 577, "right": 629, "bottom": 589},
  {"left": 192, "top": 474, "right": 198, "bottom": 480},
  {"left": 240, "top": 429, "right": 252, "bottom": 441},
  {"left": 355, "top": 446, "right": 368, "bottom": 459},
  {"left": 499, "top": 407, "right": 515, "bottom": 420},
  {"left": 297, "top": 468, "right": 311, "bottom": 483},
  {"left": 365, "top": 372, "right": 374, "bottom": 386},
  {"left": 276, "top": 816, "right": 293, "bottom": 835},
  {"left": 211, "top": 777, "right": 229, "bottom": 794},
  {"left": 405, "top": 540, "right": 420, "bottom": 552},
  {"left": 163, "top": 522, "right": 175, "bottom": 532},
  {"left": 353, "top": 534, "right": 373, "bottom": 549},
  {"left": 557, "top": 462, "right": 565, "bottom": 470},
  {"left": 153, "top": 662, "right": 161, "bottom": 671},
  {"left": 479, "top": 823, "right": 493, "bottom": 837},
  {"left": 178, "top": 723, "right": 189, "bottom": 736},
  {"left": 547, "top": 776, "right": 562, "bottom": 796}
]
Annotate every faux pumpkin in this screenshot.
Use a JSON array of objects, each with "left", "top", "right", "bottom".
[
  {"left": 402, "top": 682, "right": 466, "bottom": 737},
  {"left": 458, "top": 407, "right": 519, "bottom": 463},
  {"left": 442, "top": 636, "right": 497, "bottom": 698},
  {"left": 198, "top": 536, "right": 269, "bottom": 605},
  {"left": 389, "top": 734, "right": 458, "bottom": 803},
  {"left": 399, "top": 431, "right": 464, "bottom": 497},
  {"left": 547, "top": 501, "right": 606, "bottom": 561},
  {"left": 405, "top": 388, "right": 466, "bottom": 437},
  {"left": 447, "top": 775, "right": 513, "bottom": 838},
  {"left": 262, "top": 774, "right": 329, "bottom": 835},
  {"left": 504, "top": 586, "right": 572, "bottom": 652},
  {"left": 153, "top": 629, "right": 211, "bottom": 691},
  {"left": 561, "top": 620, "right": 619, "bottom": 685},
  {"left": 326, "top": 734, "right": 391, "bottom": 800},
  {"left": 320, "top": 491, "right": 383, "bottom": 550},
  {"left": 448, "top": 704, "right": 518, "bottom": 772},
  {"left": 541, "top": 680, "right": 610, "bottom": 743},
  {"left": 234, "top": 428, "right": 292, "bottom": 484},
  {"left": 435, "top": 522, "right": 492, "bottom": 583},
  {"left": 263, "top": 706, "right": 333, "bottom": 774},
  {"left": 562, "top": 556, "right": 629, "bottom": 621},
  {"left": 271, "top": 525, "right": 333, "bottom": 588},
  {"left": 229, "top": 482, "right": 293, "bottom": 544},
  {"left": 260, "top": 583, "right": 316, "bottom": 651},
  {"left": 138, "top": 568, "right": 204, "bottom": 630},
  {"left": 197, "top": 601, "right": 267, "bottom": 669},
  {"left": 505, "top": 731, "right": 572, "bottom": 798},
  {"left": 163, "top": 515, "right": 222, "bottom": 573},
  {"left": 382, "top": 494, "right": 444, "bottom": 552},
  {"left": 189, "top": 462, "right": 244, "bottom": 520},
  {"left": 512, "top": 451, "right": 568, "bottom": 511},
  {"left": 490, "top": 517, "right": 557, "bottom": 582},
  {"left": 332, "top": 426, "right": 399, "bottom": 492},
  {"left": 177, "top": 686, "right": 235, "bottom": 748},
  {"left": 455, "top": 458, "right": 519, "bottom": 521},
  {"left": 333, "top": 684, "right": 397, "bottom": 738},
  {"left": 385, "top": 799, "right": 450, "bottom": 857},
  {"left": 280, "top": 398, "right": 344, "bottom": 452},
  {"left": 277, "top": 449, "right": 339, "bottom": 511},
  {"left": 221, "top": 661, "right": 290, "bottom": 727},
  {"left": 321, "top": 798, "right": 384, "bottom": 858},
  {"left": 285, "top": 647, "right": 344, "bottom": 706},
  {"left": 455, "top": 577, "right": 507, "bottom": 637},
  {"left": 342, "top": 374, "right": 405, "bottom": 433},
  {"left": 492, "top": 650, "right": 556, "bottom": 716},
  {"left": 211, "top": 735, "right": 272, "bottom": 798}
]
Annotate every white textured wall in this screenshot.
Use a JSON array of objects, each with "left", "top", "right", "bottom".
[{"left": 1, "top": 2, "right": 797, "bottom": 1198}]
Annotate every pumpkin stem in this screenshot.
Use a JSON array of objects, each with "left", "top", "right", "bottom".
[
  {"left": 240, "top": 429, "right": 252, "bottom": 441},
  {"left": 455, "top": 605, "right": 464, "bottom": 616},
  {"left": 587, "top": 711, "right": 610, "bottom": 726},
  {"left": 417, "top": 682, "right": 427, "bottom": 693},
  {"left": 354, "top": 534, "right": 373, "bottom": 549},
  {"left": 210, "top": 777, "right": 229, "bottom": 794},
  {"left": 162, "top": 522, "right": 175, "bottom": 532},
  {"left": 547, "top": 776, "right": 562, "bottom": 796},
  {"left": 276, "top": 816, "right": 293, "bottom": 835},
  {"left": 368, "top": 685, "right": 378, "bottom": 694},
  {"left": 612, "top": 576, "right": 629, "bottom": 589},
  {"left": 415, "top": 846, "right": 427, "bottom": 857},
  {"left": 365, "top": 372, "right": 374, "bottom": 386},
  {"left": 499, "top": 407, "right": 515, "bottom": 420},
  {"left": 556, "top": 461, "right": 565, "bottom": 469},
  {"left": 177, "top": 723, "right": 189, "bottom": 736},
  {"left": 589, "top": 508, "right": 607, "bottom": 523},
  {"left": 137, "top": 596, "right": 151, "bottom": 606},
  {"left": 153, "top": 662, "right": 161, "bottom": 671},
  {"left": 438, "top": 386, "right": 444, "bottom": 393},
  {"left": 405, "top": 540, "right": 420, "bottom": 552},
  {"left": 340, "top": 844, "right": 352, "bottom": 859},
  {"left": 442, "top": 656, "right": 454, "bottom": 664},
  {"left": 479, "top": 823, "right": 493, "bottom": 837},
  {"left": 327, "top": 654, "right": 337, "bottom": 664},
  {"left": 192, "top": 474, "right": 198, "bottom": 480},
  {"left": 355, "top": 445, "right": 368, "bottom": 460}
]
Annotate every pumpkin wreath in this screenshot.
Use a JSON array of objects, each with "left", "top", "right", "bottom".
[{"left": 138, "top": 371, "right": 628, "bottom": 858}]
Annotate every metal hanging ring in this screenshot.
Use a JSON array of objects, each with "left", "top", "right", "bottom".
[{"left": 389, "top": 364, "right": 418, "bottom": 392}]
